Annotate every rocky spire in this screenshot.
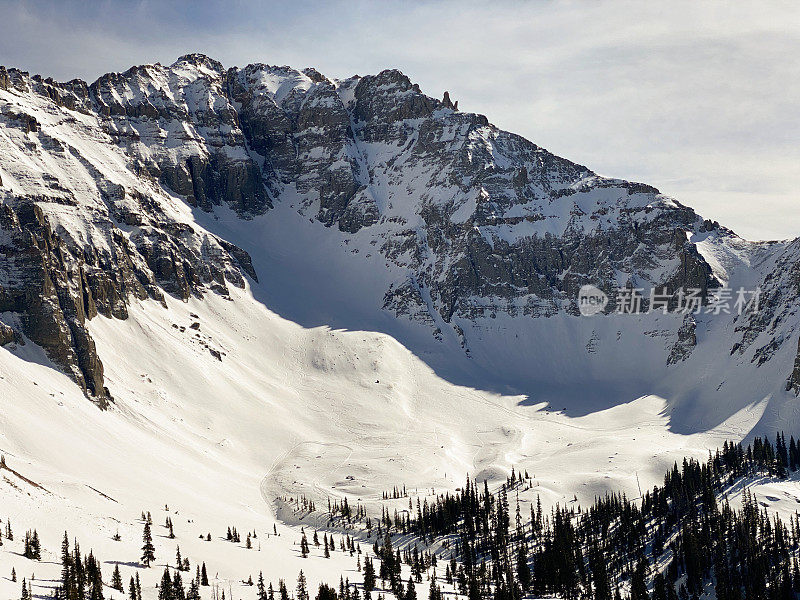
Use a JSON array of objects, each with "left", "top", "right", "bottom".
[{"left": 441, "top": 91, "right": 455, "bottom": 109}]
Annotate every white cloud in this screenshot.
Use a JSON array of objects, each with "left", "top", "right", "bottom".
[{"left": 1, "top": 0, "right": 798, "bottom": 239}]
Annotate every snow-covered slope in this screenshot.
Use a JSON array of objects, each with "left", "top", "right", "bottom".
[
  {"left": 1, "top": 53, "right": 800, "bottom": 599},
  {"left": 0, "top": 278, "right": 769, "bottom": 600}
]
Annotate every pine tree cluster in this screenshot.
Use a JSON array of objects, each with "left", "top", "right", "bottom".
[
  {"left": 23, "top": 529, "right": 41, "bottom": 560},
  {"left": 55, "top": 532, "right": 105, "bottom": 600},
  {"left": 393, "top": 432, "right": 800, "bottom": 600}
]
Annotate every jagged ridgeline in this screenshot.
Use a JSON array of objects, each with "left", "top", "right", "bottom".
[
  {"left": 1, "top": 53, "right": 799, "bottom": 412},
  {"left": 363, "top": 433, "right": 800, "bottom": 600}
]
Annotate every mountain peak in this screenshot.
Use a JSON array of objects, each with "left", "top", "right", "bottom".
[{"left": 172, "top": 52, "right": 225, "bottom": 74}]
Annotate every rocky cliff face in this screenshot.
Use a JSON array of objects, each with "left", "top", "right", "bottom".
[
  {"left": 225, "top": 62, "right": 720, "bottom": 322},
  {"left": 0, "top": 202, "right": 108, "bottom": 402},
  {"left": 788, "top": 337, "right": 800, "bottom": 395},
  {"left": 0, "top": 61, "right": 260, "bottom": 401},
  {"left": 90, "top": 55, "right": 269, "bottom": 217},
  {"left": 1, "top": 54, "right": 798, "bottom": 402}
]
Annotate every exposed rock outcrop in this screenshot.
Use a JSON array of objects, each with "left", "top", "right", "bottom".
[
  {"left": 788, "top": 336, "right": 800, "bottom": 395},
  {"left": 668, "top": 315, "right": 697, "bottom": 365},
  {"left": 0, "top": 202, "right": 108, "bottom": 403},
  {"left": 0, "top": 319, "right": 19, "bottom": 346}
]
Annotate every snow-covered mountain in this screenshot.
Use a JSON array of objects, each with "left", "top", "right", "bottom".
[
  {"left": 1, "top": 53, "right": 799, "bottom": 599},
  {"left": 1, "top": 54, "right": 798, "bottom": 423}
]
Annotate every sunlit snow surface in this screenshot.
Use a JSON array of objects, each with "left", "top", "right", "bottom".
[{"left": 2, "top": 275, "right": 796, "bottom": 600}]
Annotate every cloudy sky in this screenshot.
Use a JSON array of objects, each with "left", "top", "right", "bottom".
[{"left": 1, "top": 0, "right": 798, "bottom": 240}]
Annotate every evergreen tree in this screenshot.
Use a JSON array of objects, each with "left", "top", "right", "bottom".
[
  {"left": 60, "top": 531, "right": 73, "bottom": 599},
  {"left": 141, "top": 522, "right": 156, "bottom": 567},
  {"left": 86, "top": 550, "right": 104, "bottom": 600},
  {"left": 405, "top": 578, "right": 416, "bottom": 600},
  {"left": 516, "top": 542, "right": 530, "bottom": 592},
  {"left": 172, "top": 570, "right": 186, "bottom": 600},
  {"left": 21, "top": 578, "right": 28, "bottom": 600},
  {"left": 430, "top": 578, "right": 441, "bottom": 600},
  {"left": 158, "top": 568, "right": 173, "bottom": 600},
  {"left": 112, "top": 564, "right": 124, "bottom": 591},
  {"left": 186, "top": 580, "right": 200, "bottom": 600},
  {"left": 297, "top": 572, "right": 309, "bottom": 600},
  {"left": 315, "top": 584, "right": 337, "bottom": 600},
  {"left": 257, "top": 572, "right": 268, "bottom": 600},
  {"left": 629, "top": 559, "right": 649, "bottom": 600},
  {"left": 362, "top": 557, "right": 376, "bottom": 594},
  {"left": 74, "top": 539, "right": 87, "bottom": 600},
  {"left": 23, "top": 529, "right": 41, "bottom": 559}
]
